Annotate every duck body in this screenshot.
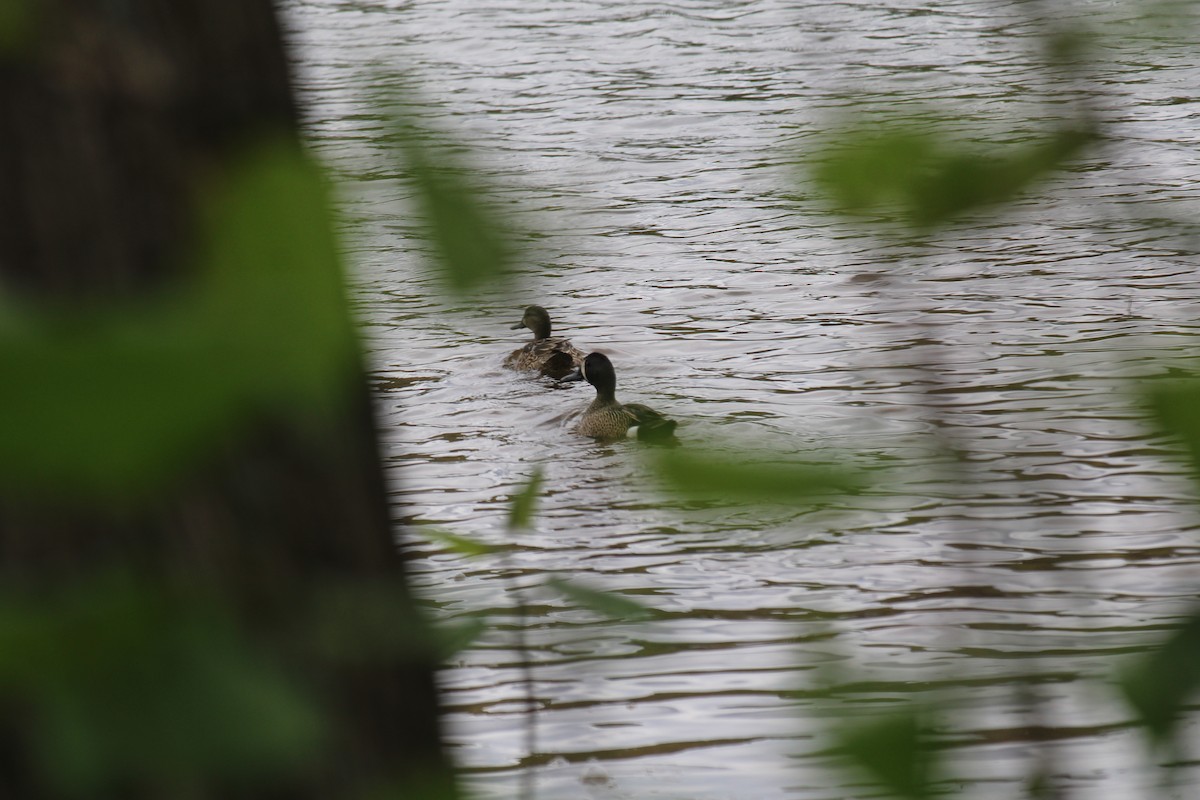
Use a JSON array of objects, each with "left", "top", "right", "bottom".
[
  {"left": 564, "top": 352, "right": 677, "bottom": 443},
  {"left": 576, "top": 397, "right": 677, "bottom": 442},
  {"left": 504, "top": 337, "right": 584, "bottom": 380},
  {"left": 504, "top": 305, "right": 584, "bottom": 380}
]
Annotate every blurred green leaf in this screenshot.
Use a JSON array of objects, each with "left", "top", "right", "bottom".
[
  {"left": 0, "top": 138, "right": 357, "bottom": 504},
  {"left": 434, "top": 616, "right": 489, "bottom": 660},
  {"left": 1118, "top": 609, "right": 1200, "bottom": 745},
  {"left": 0, "top": 575, "right": 322, "bottom": 793},
  {"left": 1147, "top": 379, "right": 1200, "bottom": 475},
  {"left": 392, "top": 119, "right": 516, "bottom": 294},
  {"left": 835, "top": 706, "right": 939, "bottom": 800},
  {"left": 1135, "top": 0, "right": 1200, "bottom": 45},
  {"left": 546, "top": 577, "right": 654, "bottom": 621},
  {"left": 652, "top": 448, "right": 862, "bottom": 505},
  {"left": 0, "top": 0, "right": 35, "bottom": 54},
  {"left": 1043, "top": 27, "right": 1091, "bottom": 66},
  {"left": 507, "top": 468, "right": 545, "bottom": 530},
  {"left": 417, "top": 527, "right": 496, "bottom": 557},
  {"left": 194, "top": 140, "right": 356, "bottom": 408},
  {"left": 812, "top": 114, "right": 1093, "bottom": 231}
]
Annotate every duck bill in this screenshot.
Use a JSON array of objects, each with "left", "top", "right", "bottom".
[
  {"left": 510, "top": 321, "right": 526, "bottom": 330},
  {"left": 560, "top": 367, "right": 584, "bottom": 382}
]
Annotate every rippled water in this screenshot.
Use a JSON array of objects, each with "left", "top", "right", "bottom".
[{"left": 285, "top": 1, "right": 1200, "bottom": 797}]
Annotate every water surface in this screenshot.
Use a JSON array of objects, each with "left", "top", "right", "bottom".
[{"left": 285, "top": 2, "right": 1200, "bottom": 797}]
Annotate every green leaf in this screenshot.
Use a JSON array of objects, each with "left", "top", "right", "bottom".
[
  {"left": 1131, "top": 1, "right": 1200, "bottom": 46},
  {"left": 1147, "top": 379, "right": 1200, "bottom": 476},
  {"left": 834, "top": 707, "right": 939, "bottom": 800},
  {"left": 1118, "top": 609, "right": 1200, "bottom": 744},
  {"left": 434, "top": 616, "right": 489, "bottom": 660},
  {"left": 652, "top": 448, "right": 862, "bottom": 505},
  {"left": 811, "top": 113, "right": 1094, "bottom": 231},
  {"left": 546, "top": 577, "right": 654, "bottom": 621},
  {"left": 416, "top": 527, "right": 496, "bottom": 557},
  {"left": 0, "top": 0, "right": 35, "bottom": 54},
  {"left": 193, "top": 140, "right": 357, "bottom": 410},
  {"left": 507, "top": 468, "right": 545, "bottom": 530},
  {"left": 0, "top": 138, "right": 357, "bottom": 504},
  {"left": 392, "top": 119, "right": 516, "bottom": 294},
  {"left": 0, "top": 575, "right": 323, "bottom": 793}
]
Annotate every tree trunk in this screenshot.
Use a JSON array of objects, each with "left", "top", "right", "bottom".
[{"left": 0, "top": 1, "right": 456, "bottom": 796}]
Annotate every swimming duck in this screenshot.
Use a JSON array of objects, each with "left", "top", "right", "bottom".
[
  {"left": 562, "top": 352, "right": 678, "bottom": 442},
  {"left": 504, "top": 305, "right": 585, "bottom": 380}
]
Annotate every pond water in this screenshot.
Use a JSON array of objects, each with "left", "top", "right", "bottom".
[{"left": 284, "top": 1, "right": 1200, "bottom": 797}]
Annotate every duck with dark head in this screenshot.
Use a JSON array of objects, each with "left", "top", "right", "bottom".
[
  {"left": 504, "top": 305, "right": 585, "bottom": 380},
  {"left": 562, "top": 352, "right": 677, "bottom": 443}
]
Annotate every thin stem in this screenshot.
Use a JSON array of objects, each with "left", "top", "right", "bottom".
[{"left": 496, "top": 548, "right": 538, "bottom": 800}]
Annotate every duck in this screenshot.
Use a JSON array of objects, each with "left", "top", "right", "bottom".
[
  {"left": 503, "top": 305, "right": 585, "bottom": 380},
  {"left": 562, "top": 352, "right": 678, "bottom": 443}
]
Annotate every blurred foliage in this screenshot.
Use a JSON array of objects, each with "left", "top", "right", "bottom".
[
  {"left": 387, "top": 112, "right": 518, "bottom": 295},
  {"left": 1135, "top": 0, "right": 1200, "bottom": 42},
  {"left": 812, "top": 114, "right": 1094, "bottom": 232},
  {"left": 1121, "top": 379, "right": 1200, "bottom": 748},
  {"left": 791, "top": 5, "right": 1200, "bottom": 796},
  {"left": 0, "top": 0, "right": 35, "bottom": 55},
  {"left": 0, "top": 573, "right": 322, "bottom": 794},
  {"left": 0, "top": 16, "right": 521, "bottom": 800},
  {"left": 507, "top": 468, "right": 545, "bottom": 530},
  {"left": 0, "top": 139, "right": 356, "bottom": 505},
  {"left": 1146, "top": 379, "right": 1200, "bottom": 478},
  {"left": 0, "top": 121, "right": 455, "bottom": 793},
  {"left": 834, "top": 707, "right": 941, "bottom": 800},
  {"left": 652, "top": 446, "right": 863, "bottom": 505},
  {"left": 417, "top": 527, "right": 498, "bottom": 558},
  {"left": 432, "top": 616, "right": 491, "bottom": 661},
  {"left": 1118, "top": 609, "right": 1200, "bottom": 747},
  {"left": 546, "top": 577, "right": 654, "bottom": 622},
  {"left": 798, "top": 4, "right": 1200, "bottom": 797}
]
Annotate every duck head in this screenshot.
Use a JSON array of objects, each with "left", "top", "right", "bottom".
[
  {"left": 511, "top": 305, "right": 552, "bottom": 340},
  {"left": 562, "top": 352, "right": 617, "bottom": 400}
]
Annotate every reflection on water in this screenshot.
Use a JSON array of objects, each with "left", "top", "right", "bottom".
[{"left": 285, "top": 1, "right": 1200, "bottom": 797}]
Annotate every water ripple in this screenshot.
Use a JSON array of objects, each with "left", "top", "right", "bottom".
[{"left": 288, "top": 0, "right": 1200, "bottom": 797}]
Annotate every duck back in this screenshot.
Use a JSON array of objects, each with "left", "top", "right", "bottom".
[{"left": 505, "top": 337, "right": 583, "bottom": 379}]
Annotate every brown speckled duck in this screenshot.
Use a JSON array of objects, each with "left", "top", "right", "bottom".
[
  {"left": 504, "top": 305, "right": 585, "bottom": 380},
  {"left": 562, "top": 352, "right": 677, "bottom": 443}
]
